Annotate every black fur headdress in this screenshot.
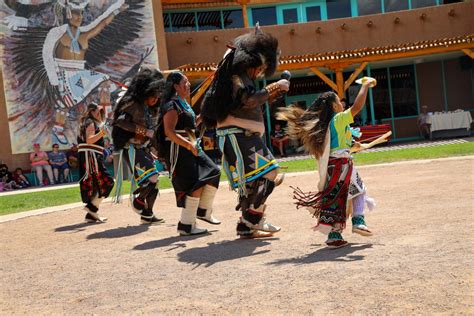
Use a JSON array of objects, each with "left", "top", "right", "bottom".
[
  {"left": 200, "top": 25, "right": 279, "bottom": 128},
  {"left": 232, "top": 25, "right": 279, "bottom": 77}
]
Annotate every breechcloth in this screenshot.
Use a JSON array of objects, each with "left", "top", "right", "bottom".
[{"left": 217, "top": 127, "right": 278, "bottom": 233}]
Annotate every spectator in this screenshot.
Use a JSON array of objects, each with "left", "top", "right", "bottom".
[
  {"left": 30, "top": 143, "right": 54, "bottom": 186},
  {"left": 103, "top": 138, "right": 114, "bottom": 164},
  {"left": 271, "top": 123, "right": 290, "bottom": 157},
  {"left": 417, "top": 105, "right": 431, "bottom": 139},
  {"left": 67, "top": 143, "right": 79, "bottom": 169},
  {"left": 48, "top": 143, "right": 70, "bottom": 183},
  {"left": 0, "top": 164, "right": 20, "bottom": 191},
  {"left": 0, "top": 163, "right": 20, "bottom": 191},
  {"left": 12, "top": 167, "right": 30, "bottom": 189}
]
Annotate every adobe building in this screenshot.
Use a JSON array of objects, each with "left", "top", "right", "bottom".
[{"left": 0, "top": 0, "right": 473, "bottom": 171}]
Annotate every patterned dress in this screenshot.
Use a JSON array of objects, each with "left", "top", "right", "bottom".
[{"left": 78, "top": 118, "right": 114, "bottom": 204}]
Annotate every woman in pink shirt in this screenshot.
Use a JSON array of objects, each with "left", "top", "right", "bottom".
[{"left": 30, "top": 143, "right": 54, "bottom": 185}]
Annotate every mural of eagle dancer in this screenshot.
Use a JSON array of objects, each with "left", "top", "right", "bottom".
[{"left": 1, "top": 0, "right": 157, "bottom": 153}]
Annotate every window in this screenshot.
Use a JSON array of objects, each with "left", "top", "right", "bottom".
[
  {"left": 306, "top": 6, "right": 322, "bottom": 21},
  {"left": 357, "top": 0, "right": 382, "bottom": 16},
  {"left": 390, "top": 65, "right": 417, "bottom": 117},
  {"left": 384, "top": 0, "right": 409, "bottom": 12},
  {"left": 197, "top": 11, "right": 222, "bottom": 30},
  {"left": 326, "top": 0, "right": 352, "bottom": 19},
  {"left": 412, "top": 0, "right": 437, "bottom": 8},
  {"left": 223, "top": 10, "right": 243, "bottom": 29},
  {"left": 282, "top": 8, "right": 298, "bottom": 24},
  {"left": 371, "top": 68, "right": 391, "bottom": 121},
  {"left": 170, "top": 12, "right": 196, "bottom": 32},
  {"left": 252, "top": 7, "right": 277, "bottom": 26},
  {"left": 163, "top": 13, "right": 171, "bottom": 32},
  {"left": 287, "top": 76, "right": 333, "bottom": 96}
]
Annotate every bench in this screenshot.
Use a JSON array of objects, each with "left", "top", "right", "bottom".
[{"left": 355, "top": 124, "right": 392, "bottom": 143}]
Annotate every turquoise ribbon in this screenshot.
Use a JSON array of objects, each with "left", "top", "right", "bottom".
[
  {"left": 217, "top": 128, "right": 247, "bottom": 197},
  {"left": 66, "top": 25, "right": 81, "bottom": 54},
  {"left": 350, "top": 127, "right": 362, "bottom": 138}
]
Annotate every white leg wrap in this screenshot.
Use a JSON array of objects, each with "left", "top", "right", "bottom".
[
  {"left": 198, "top": 185, "right": 217, "bottom": 212},
  {"left": 91, "top": 196, "right": 104, "bottom": 208},
  {"left": 180, "top": 196, "right": 200, "bottom": 225},
  {"left": 197, "top": 185, "right": 221, "bottom": 224}
]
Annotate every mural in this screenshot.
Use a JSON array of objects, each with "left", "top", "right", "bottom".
[{"left": 0, "top": 0, "right": 159, "bottom": 153}]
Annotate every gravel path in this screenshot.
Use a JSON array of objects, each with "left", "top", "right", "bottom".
[{"left": 1, "top": 157, "right": 473, "bottom": 314}]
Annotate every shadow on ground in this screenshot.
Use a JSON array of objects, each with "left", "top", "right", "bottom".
[
  {"left": 176, "top": 238, "right": 279, "bottom": 268},
  {"left": 87, "top": 225, "right": 149, "bottom": 239},
  {"left": 55, "top": 222, "right": 104, "bottom": 233},
  {"left": 133, "top": 233, "right": 212, "bottom": 252},
  {"left": 267, "top": 243, "right": 373, "bottom": 265}
]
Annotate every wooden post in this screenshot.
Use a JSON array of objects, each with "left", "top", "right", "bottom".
[
  {"left": 343, "top": 62, "right": 368, "bottom": 92},
  {"left": 241, "top": 0, "right": 249, "bottom": 28},
  {"left": 462, "top": 49, "right": 474, "bottom": 59},
  {"left": 191, "top": 74, "right": 214, "bottom": 107},
  {"left": 335, "top": 68, "right": 344, "bottom": 98},
  {"left": 310, "top": 67, "right": 338, "bottom": 92}
]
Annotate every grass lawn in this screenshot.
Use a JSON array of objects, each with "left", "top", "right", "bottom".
[
  {"left": 279, "top": 141, "right": 474, "bottom": 173},
  {"left": 1, "top": 141, "right": 473, "bottom": 216}
]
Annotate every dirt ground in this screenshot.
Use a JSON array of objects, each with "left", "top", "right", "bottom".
[{"left": 1, "top": 157, "right": 473, "bottom": 314}]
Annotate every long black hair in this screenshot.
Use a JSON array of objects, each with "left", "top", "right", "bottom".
[
  {"left": 161, "top": 71, "right": 186, "bottom": 106},
  {"left": 200, "top": 48, "right": 236, "bottom": 128},
  {"left": 78, "top": 102, "right": 103, "bottom": 141},
  {"left": 113, "top": 67, "right": 165, "bottom": 121},
  {"left": 277, "top": 92, "right": 337, "bottom": 158}
]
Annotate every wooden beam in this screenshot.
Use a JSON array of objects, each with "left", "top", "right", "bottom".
[
  {"left": 191, "top": 74, "right": 214, "bottom": 107},
  {"left": 279, "top": 42, "right": 474, "bottom": 71},
  {"left": 343, "top": 62, "right": 368, "bottom": 92},
  {"left": 179, "top": 42, "right": 474, "bottom": 82},
  {"left": 462, "top": 49, "right": 474, "bottom": 59},
  {"left": 241, "top": 1, "right": 249, "bottom": 28},
  {"left": 310, "top": 67, "right": 338, "bottom": 92},
  {"left": 335, "top": 69, "right": 344, "bottom": 98}
]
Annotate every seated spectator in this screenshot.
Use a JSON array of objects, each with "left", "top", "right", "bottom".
[
  {"left": 12, "top": 167, "right": 31, "bottom": 189},
  {"left": 67, "top": 143, "right": 79, "bottom": 169},
  {"left": 271, "top": 123, "right": 290, "bottom": 157},
  {"left": 103, "top": 138, "right": 114, "bottom": 165},
  {"left": 30, "top": 143, "right": 54, "bottom": 186},
  {"left": 48, "top": 143, "right": 70, "bottom": 183},
  {"left": 417, "top": 105, "right": 431, "bottom": 139},
  {"left": 0, "top": 163, "right": 20, "bottom": 191}
]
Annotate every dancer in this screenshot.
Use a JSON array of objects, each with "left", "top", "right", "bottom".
[
  {"left": 277, "top": 81, "right": 374, "bottom": 248},
  {"left": 159, "top": 72, "right": 221, "bottom": 236},
  {"left": 201, "top": 26, "right": 289, "bottom": 239},
  {"left": 77, "top": 103, "right": 114, "bottom": 223},
  {"left": 112, "top": 67, "right": 165, "bottom": 225}
]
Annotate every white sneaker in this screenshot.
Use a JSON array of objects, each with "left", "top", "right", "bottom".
[
  {"left": 197, "top": 213, "right": 221, "bottom": 225},
  {"left": 197, "top": 208, "right": 221, "bottom": 225},
  {"left": 255, "top": 217, "right": 281, "bottom": 233},
  {"left": 84, "top": 212, "right": 107, "bottom": 223},
  {"left": 352, "top": 224, "right": 373, "bottom": 236},
  {"left": 178, "top": 224, "right": 208, "bottom": 236}
]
